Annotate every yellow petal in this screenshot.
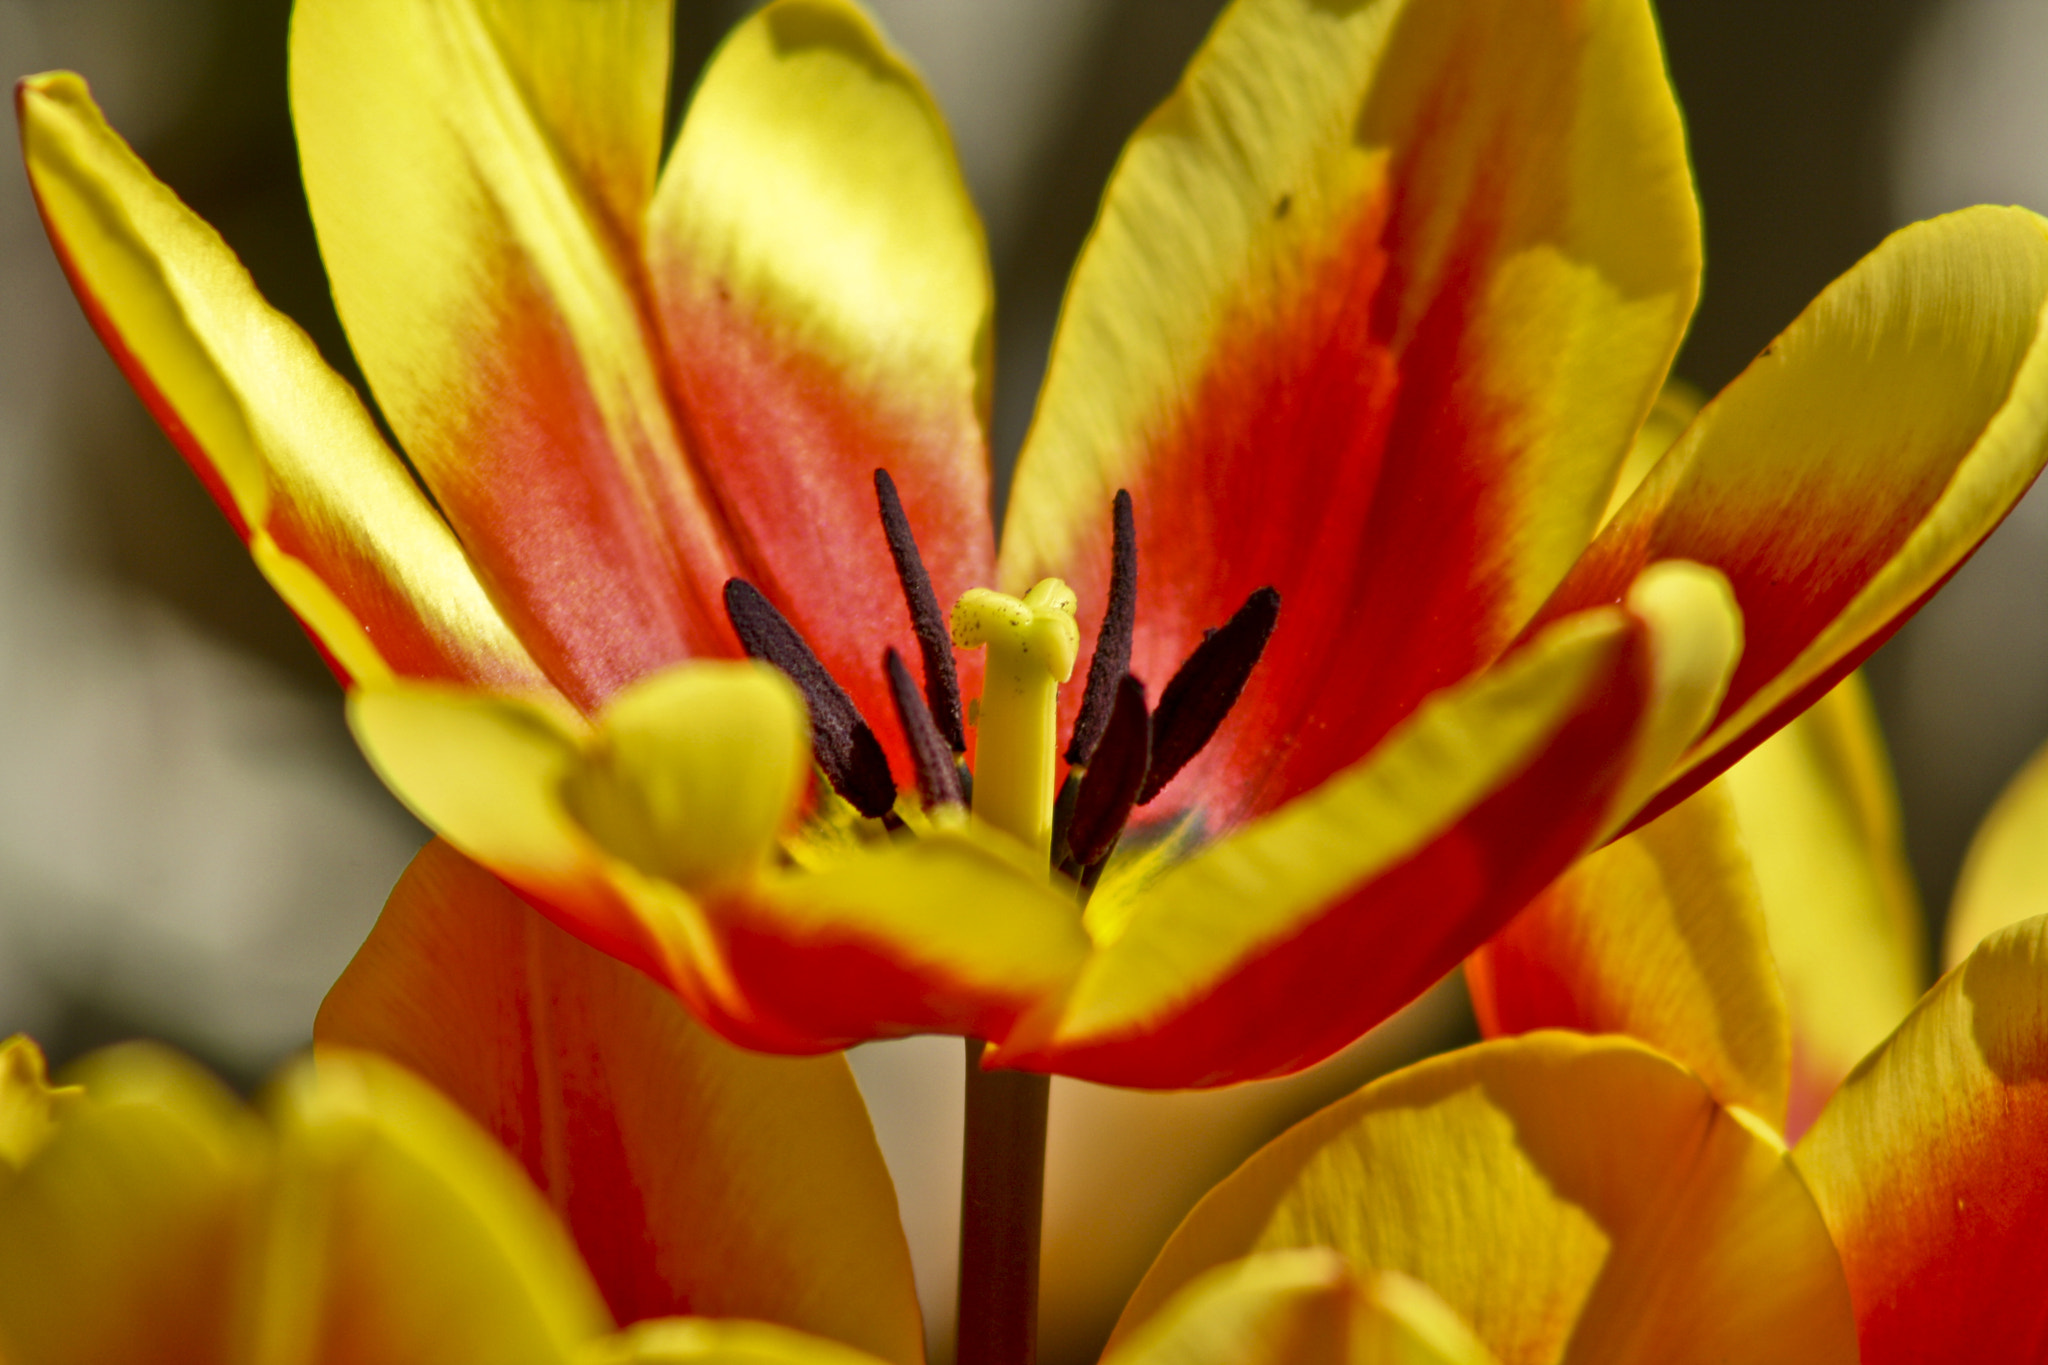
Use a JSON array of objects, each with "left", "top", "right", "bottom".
[
  {"left": 0, "top": 1037, "right": 82, "bottom": 1185},
  {"left": 646, "top": 0, "right": 996, "bottom": 772},
  {"left": 585, "top": 1319, "right": 893, "bottom": 1365},
  {"left": 1945, "top": 731, "right": 2048, "bottom": 967},
  {"left": 996, "top": 566, "right": 1740, "bottom": 1086},
  {"left": 249, "top": 1049, "right": 612, "bottom": 1365},
  {"left": 1118, "top": 1034, "right": 1856, "bottom": 1365},
  {"left": 565, "top": 662, "right": 811, "bottom": 892},
  {"left": 317, "top": 841, "right": 926, "bottom": 1365},
  {"left": 0, "top": 1044, "right": 262, "bottom": 1365},
  {"left": 1543, "top": 206, "right": 2048, "bottom": 818},
  {"left": 1720, "top": 673, "right": 1925, "bottom": 1134},
  {"left": 291, "top": 0, "right": 733, "bottom": 704},
  {"left": 16, "top": 71, "right": 544, "bottom": 692},
  {"left": 1795, "top": 913, "right": 2048, "bottom": 1363},
  {"left": 347, "top": 681, "right": 593, "bottom": 887},
  {"left": 1467, "top": 782, "right": 1793, "bottom": 1129}
]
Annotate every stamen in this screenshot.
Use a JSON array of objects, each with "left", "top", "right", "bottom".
[
  {"left": 875, "top": 469, "right": 966, "bottom": 753},
  {"left": 885, "top": 646, "right": 965, "bottom": 809},
  {"left": 1138, "top": 586, "right": 1281, "bottom": 805},
  {"left": 1065, "top": 675, "right": 1150, "bottom": 870},
  {"left": 1066, "top": 490, "right": 1138, "bottom": 767},
  {"left": 723, "top": 578, "right": 898, "bottom": 819}
]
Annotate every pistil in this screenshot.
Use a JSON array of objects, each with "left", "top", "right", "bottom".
[{"left": 949, "top": 579, "right": 1079, "bottom": 860}]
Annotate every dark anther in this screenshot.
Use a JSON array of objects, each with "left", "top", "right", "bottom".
[
  {"left": 1065, "top": 489, "right": 1138, "bottom": 767},
  {"left": 1066, "top": 676, "right": 1150, "bottom": 869},
  {"left": 723, "top": 578, "right": 898, "bottom": 819},
  {"left": 875, "top": 469, "right": 966, "bottom": 753},
  {"left": 1138, "top": 586, "right": 1280, "bottom": 805},
  {"left": 885, "top": 647, "right": 965, "bottom": 809}
]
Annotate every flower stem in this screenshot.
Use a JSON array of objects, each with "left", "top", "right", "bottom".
[{"left": 956, "top": 1039, "right": 1050, "bottom": 1365}]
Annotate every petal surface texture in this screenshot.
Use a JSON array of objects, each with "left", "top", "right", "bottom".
[
  {"left": 999, "top": 568, "right": 1740, "bottom": 1086},
  {"left": 0, "top": 1037, "right": 81, "bottom": 1185},
  {"left": 1795, "top": 913, "right": 2048, "bottom": 1363},
  {"left": 16, "top": 72, "right": 544, "bottom": 692},
  {"left": 1102, "top": 1250, "right": 1499, "bottom": 1365},
  {"left": 1945, "top": 731, "right": 2048, "bottom": 966},
  {"left": 1002, "top": 0, "right": 1699, "bottom": 831},
  {"left": 253, "top": 1049, "right": 614, "bottom": 1365},
  {"left": 316, "top": 838, "right": 927, "bottom": 1364},
  {"left": 1465, "top": 782, "right": 1792, "bottom": 1129},
  {"left": 1116, "top": 1034, "right": 1857, "bottom": 1365},
  {"left": 649, "top": 0, "right": 995, "bottom": 761},
  {"left": 1540, "top": 205, "right": 2048, "bottom": 821},
  {"left": 292, "top": 0, "right": 992, "bottom": 730},
  {"left": 1719, "top": 674, "right": 1924, "bottom": 1135},
  {"left": 291, "top": 0, "right": 722, "bottom": 708},
  {"left": 0, "top": 1045, "right": 260, "bottom": 1365}
]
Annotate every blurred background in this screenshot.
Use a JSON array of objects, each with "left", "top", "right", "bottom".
[{"left": 2, "top": 0, "right": 2045, "bottom": 1360}]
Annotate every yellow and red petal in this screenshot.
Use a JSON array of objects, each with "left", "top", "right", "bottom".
[
  {"left": 290, "top": 0, "right": 733, "bottom": 707},
  {"left": 1465, "top": 783, "right": 1792, "bottom": 1128},
  {"left": 1720, "top": 674, "right": 1924, "bottom": 1135},
  {"left": 16, "top": 71, "right": 546, "bottom": 693},
  {"left": 1538, "top": 205, "right": 2048, "bottom": 825},
  {"left": 995, "top": 566, "right": 1740, "bottom": 1086},
  {"left": 258, "top": 1050, "right": 613, "bottom": 1365},
  {"left": 648, "top": 0, "right": 995, "bottom": 766},
  {"left": 1117, "top": 1034, "right": 1856, "bottom": 1365},
  {"left": 1795, "top": 914, "right": 2048, "bottom": 1361},
  {"left": 1945, "top": 733, "right": 2048, "bottom": 966},
  {"left": 1000, "top": 0, "right": 1699, "bottom": 829},
  {"left": 316, "top": 840, "right": 925, "bottom": 1363},
  {"left": 0, "top": 1044, "right": 263, "bottom": 1365}
]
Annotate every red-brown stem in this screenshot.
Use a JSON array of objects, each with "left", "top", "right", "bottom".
[{"left": 955, "top": 1040, "right": 1051, "bottom": 1365}]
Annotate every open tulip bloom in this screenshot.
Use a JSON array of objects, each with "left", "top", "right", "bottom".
[{"left": 24, "top": 0, "right": 2048, "bottom": 1092}]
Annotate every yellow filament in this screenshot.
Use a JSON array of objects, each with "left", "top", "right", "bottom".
[{"left": 951, "top": 579, "right": 1078, "bottom": 861}]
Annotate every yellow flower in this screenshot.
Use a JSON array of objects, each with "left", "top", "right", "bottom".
[{"left": 20, "top": 0, "right": 2048, "bottom": 1087}]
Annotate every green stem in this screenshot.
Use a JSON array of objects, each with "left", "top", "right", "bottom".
[{"left": 956, "top": 1040, "right": 1051, "bottom": 1365}]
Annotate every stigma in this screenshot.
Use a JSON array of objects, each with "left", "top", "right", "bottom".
[{"left": 950, "top": 580, "right": 1079, "bottom": 859}]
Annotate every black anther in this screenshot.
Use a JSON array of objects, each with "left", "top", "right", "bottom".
[
  {"left": 723, "top": 578, "right": 897, "bottom": 819},
  {"left": 1138, "top": 586, "right": 1280, "bottom": 806},
  {"left": 875, "top": 469, "right": 966, "bottom": 753},
  {"left": 1066, "top": 675, "right": 1151, "bottom": 868},
  {"left": 885, "top": 647, "right": 965, "bottom": 809},
  {"left": 1066, "top": 490, "right": 1138, "bottom": 766}
]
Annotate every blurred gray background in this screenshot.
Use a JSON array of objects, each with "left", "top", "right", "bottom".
[{"left": 3, "top": 0, "right": 2044, "bottom": 1361}]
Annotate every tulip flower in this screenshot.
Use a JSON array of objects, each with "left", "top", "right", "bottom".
[
  {"left": 1467, "top": 678, "right": 2048, "bottom": 1361},
  {"left": 21, "top": 0, "right": 2048, "bottom": 1096}
]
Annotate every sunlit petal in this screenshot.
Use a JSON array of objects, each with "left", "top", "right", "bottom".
[
  {"left": 16, "top": 71, "right": 545, "bottom": 692},
  {"left": 1119, "top": 1034, "right": 1855, "bottom": 1365},
  {"left": 649, "top": 0, "right": 995, "bottom": 773},
  {"left": 1540, "top": 206, "right": 2048, "bottom": 822},
  {"left": 1003, "top": 0, "right": 1699, "bottom": 829}
]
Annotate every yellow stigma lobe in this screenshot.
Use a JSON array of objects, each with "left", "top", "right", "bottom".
[{"left": 951, "top": 579, "right": 1079, "bottom": 861}]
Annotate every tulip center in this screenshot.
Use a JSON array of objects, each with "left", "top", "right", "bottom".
[{"left": 720, "top": 470, "right": 1279, "bottom": 887}]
